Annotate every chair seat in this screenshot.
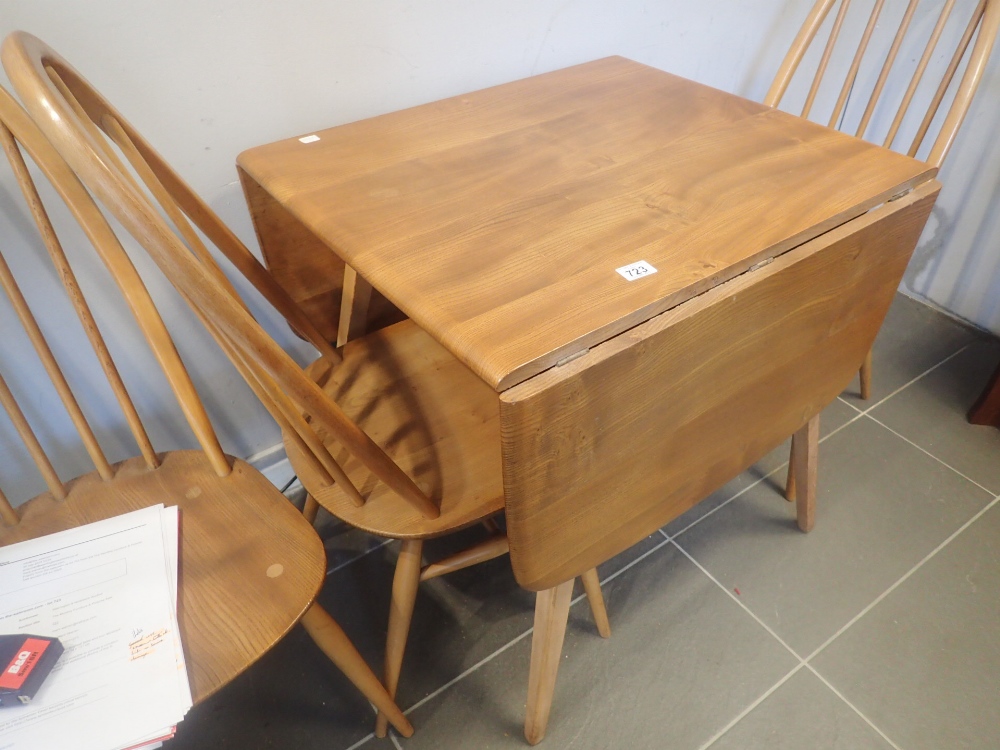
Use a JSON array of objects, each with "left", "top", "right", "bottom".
[
  {"left": 289, "top": 319, "right": 505, "bottom": 540},
  {"left": 0, "top": 450, "right": 326, "bottom": 703}
]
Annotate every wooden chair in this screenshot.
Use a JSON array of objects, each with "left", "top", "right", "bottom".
[
  {"left": 0, "top": 81, "right": 414, "bottom": 736},
  {"left": 767, "top": 0, "right": 1000, "bottom": 401},
  {"left": 767, "top": 0, "right": 1000, "bottom": 502},
  {"left": 1, "top": 31, "right": 611, "bottom": 738}
]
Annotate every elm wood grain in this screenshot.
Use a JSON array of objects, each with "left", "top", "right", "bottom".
[
  {"left": 969, "top": 359, "right": 1000, "bottom": 427},
  {"left": 500, "top": 181, "right": 939, "bottom": 592},
  {"left": 0, "top": 453, "right": 325, "bottom": 703},
  {"left": 0, "top": 55, "right": 414, "bottom": 735},
  {"left": 238, "top": 167, "right": 405, "bottom": 345},
  {"left": 237, "top": 56, "right": 934, "bottom": 391},
  {"left": 766, "top": 0, "right": 1000, "bottom": 396},
  {"left": 291, "top": 320, "right": 506, "bottom": 541}
]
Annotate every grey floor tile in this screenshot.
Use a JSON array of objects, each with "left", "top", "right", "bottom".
[
  {"left": 663, "top": 398, "right": 860, "bottom": 537},
  {"left": 812, "top": 498, "right": 1000, "bottom": 750},
  {"left": 171, "top": 624, "right": 382, "bottom": 750},
  {"left": 870, "top": 339, "right": 1000, "bottom": 493},
  {"left": 169, "top": 526, "right": 667, "bottom": 749},
  {"left": 399, "top": 541, "right": 798, "bottom": 750},
  {"left": 840, "top": 293, "right": 982, "bottom": 406},
  {"left": 709, "top": 668, "right": 894, "bottom": 750},
  {"left": 674, "top": 416, "right": 994, "bottom": 656}
]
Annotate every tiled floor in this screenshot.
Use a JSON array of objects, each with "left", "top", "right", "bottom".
[{"left": 172, "top": 293, "right": 1000, "bottom": 750}]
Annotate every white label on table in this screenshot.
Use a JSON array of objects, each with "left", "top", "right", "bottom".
[
  {"left": 615, "top": 260, "right": 658, "bottom": 281},
  {"left": 298, "top": 134, "right": 321, "bottom": 144}
]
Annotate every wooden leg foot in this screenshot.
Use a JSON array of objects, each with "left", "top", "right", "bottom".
[
  {"left": 859, "top": 349, "right": 873, "bottom": 400},
  {"left": 300, "top": 605, "right": 414, "bottom": 737},
  {"left": 792, "top": 414, "right": 819, "bottom": 533},
  {"left": 524, "top": 580, "right": 574, "bottom": 746},
  {"left": 375, "top": 539, "right": 423, "bottom": 738},
  {"left": 580, "top": 568, "right": 610, "bottom": 638}
]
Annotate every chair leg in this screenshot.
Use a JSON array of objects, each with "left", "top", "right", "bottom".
[
  {"left": 299, "top": 604, "right": 414, "bottom": 738},
  {"left": 859, "top": 348, "right": 873, "bottom": 400},
  {"left": 419, "top": 534, "right": 509, "bottom": 581},
  {"left": 784, "top": 432, "right": 798, "bottom": 502},
  {"left": 375, "top": 539, "right": 423, "bottom": 738},
  {"left": 579, "top": 568, "right": 610, "bottom": 638},
  {"left": 524, "top": 579, "right": 574, "bottom": 746},
  {"left": 302, "top": 493, "right": 320, "bottom": 524},
  {"left": 792, "top": 414, "right": 819, "bottom": 532}
]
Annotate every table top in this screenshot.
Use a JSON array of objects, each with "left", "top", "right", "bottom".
[{"left": 238, "top": 56, "right": 935, "bottom": 391}]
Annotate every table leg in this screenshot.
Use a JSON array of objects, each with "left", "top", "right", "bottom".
[
  {"left": 785, "top": 432, "right": 799, "bottom": 502},
  {"left": 524, "top": 579, "right": 574, "bottom": 745},
  {"left": 792, "top": 414, "right": 819, "bottom": 532},
  {"left": 859, "top": 348, "right": 873, "bottom": 400},
  {"left": 337, "top": 265, "right": 373, "bottom": 347},
  {"left": 580, "top": 568, "right": 611, "bottom": 638}
]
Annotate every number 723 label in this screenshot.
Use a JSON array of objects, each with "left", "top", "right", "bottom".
[{"left": 615, "top": 260, "right": 658, "bottom": 281}]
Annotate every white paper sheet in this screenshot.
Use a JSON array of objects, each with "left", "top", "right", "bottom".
[{"left": 0, "top": 505, "right": 190, "bottom": 750}]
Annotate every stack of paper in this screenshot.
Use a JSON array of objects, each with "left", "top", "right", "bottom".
[{"left": 0, "top": 505, "right": 192, "bottom": 750}]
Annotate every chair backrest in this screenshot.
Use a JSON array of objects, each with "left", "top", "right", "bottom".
[
  {"left": 0, "top": 81, "right": 234, "bottom": 522},
  {"left": 766, "top": 0, "right": 1000, "bottom": 167},
  {"left": 1, "top": 31, "right": 440, "bottom": 521}
]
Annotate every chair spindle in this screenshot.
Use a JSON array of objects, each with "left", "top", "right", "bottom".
[
  {"left": 910, "top": 0, "right": 988, "bottom": 159},
  {"left": 0, "top": 370, "right": 65, "bottom": 499},
  {"left": 803, "top": 0, "right": 853, "bottom": 119},
  {"left": 856, "top": 0, "right": 921, "bottom": 139},
  {"left": 829, "top": 0, "right": 886, "bottom": 127},
  {"left": 884, "top": 0, "right": 959, "bottom": 150},
  {"left": 0, "top": 121, "right": 159, "bottom": 471}
]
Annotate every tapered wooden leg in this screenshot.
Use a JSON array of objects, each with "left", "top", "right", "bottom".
[
  {"left": 785, "top": 433, "right": 798, "bottom": 502},
  {"left": 859, "top": 348, "right": 873, "bottom": 400},
  {"left": 375, "top": 539, "right": 423, "bottom": 738},
  {"left": 579, "top": 568, "right": 610, "bottom": 638},
  {"left": 524, "top": 579, "right": 574, "bottom": 746},
  {"left": 302, "top": 493, "right": 320, "bottom": 524},
  {"left": 300, "top": 604, "right": 414, "bottom": 738},
  {"left": 792, "top": 414, "right": 819, "bottom": 533},
  {"left": 337, "top": 265, "right": 373, "bottom": 347}
]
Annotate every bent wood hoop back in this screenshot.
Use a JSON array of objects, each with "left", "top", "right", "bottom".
[
  {"left": 2, "top": 31, "right": 442, "bottom": 524},
  {"left": 501, "top": 181, "right": 939, "bottom": 591},
  {"left": 0, "top": 83, "right": 325, "bottom": 700},
  {"left": 766, "top": 0, "right": 1000, "bottom": 168}
]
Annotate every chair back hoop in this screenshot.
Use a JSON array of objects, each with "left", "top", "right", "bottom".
[
  {"left": 765, "top": 0, "right": 1000, "bottom": 167},
  {"left": 2, "top": 32, "right": 439, "bottom": 520},
  {"left": 0, "top": 82, "right": 234, "bottom": 506}
]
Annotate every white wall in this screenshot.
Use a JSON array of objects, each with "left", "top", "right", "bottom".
[{"left": 0, "top": 1, "right": 997, "bottom": 504}]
